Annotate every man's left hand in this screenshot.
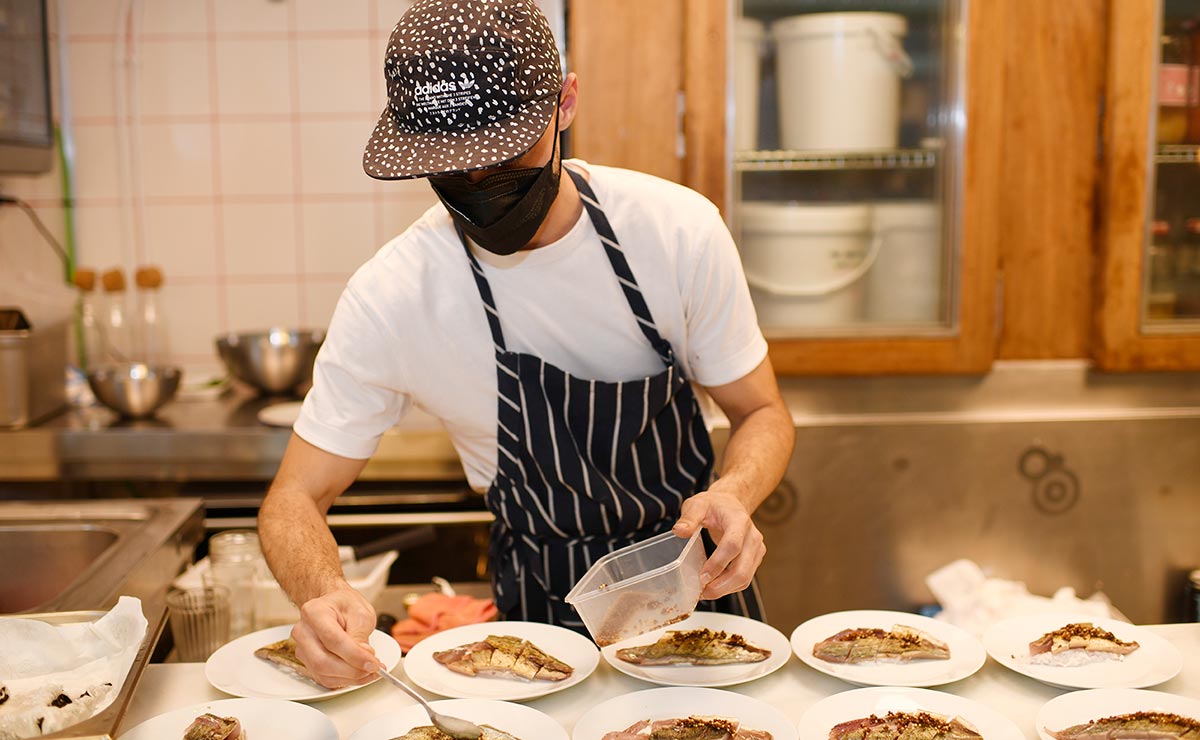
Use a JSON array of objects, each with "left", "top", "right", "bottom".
[{"left": 672, "top": 488, "right": 766, "bottom": 600}]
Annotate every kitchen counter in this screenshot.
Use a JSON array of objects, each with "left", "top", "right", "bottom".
[{"left": 120, "top": 623, "right": 1199, "bottom": 739}]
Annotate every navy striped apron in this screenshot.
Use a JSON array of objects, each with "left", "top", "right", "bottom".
[{"left": 459, "top": 167, "right": 765, "bottom": 632}]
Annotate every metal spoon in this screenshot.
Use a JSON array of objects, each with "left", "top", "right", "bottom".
[{"left": 375, "top": 667, "right": 484, "bottom": 740}]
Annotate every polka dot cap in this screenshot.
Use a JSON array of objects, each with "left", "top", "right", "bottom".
[{"left": 363, "top": 0, "right": 563, "bottom": 180}]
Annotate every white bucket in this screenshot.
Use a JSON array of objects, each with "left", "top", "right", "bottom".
[
  {"left": 772, "top": 12, "right": 911, "bottom": 151},
  {"left": 734, "top": 17, "right": 766, "bottom": 152},
  {"left": 865, "top": 201, "right": 943, "bottom": 324},
  {"left": 739, "top": 202, "right": 880, "bottom": 327}
]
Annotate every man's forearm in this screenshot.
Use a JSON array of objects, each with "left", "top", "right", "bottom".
[
  {"left": 711, "top": 402, "right": 794, "bottom": 512},
  {"left": 259, "top": 485, "right": 348, "bottom": 606}
]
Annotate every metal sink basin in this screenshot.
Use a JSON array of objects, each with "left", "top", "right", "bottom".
[{"left": 0, "top": 498, "right": 203, "bottom": 614}]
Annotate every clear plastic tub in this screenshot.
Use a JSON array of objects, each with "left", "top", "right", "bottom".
[{"left": 565, "top": 531, "right": 705, "bottom": 646}]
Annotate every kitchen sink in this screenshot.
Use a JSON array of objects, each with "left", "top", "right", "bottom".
[{"left": 0, "top": 498, "right": 204, "bottom": 614}]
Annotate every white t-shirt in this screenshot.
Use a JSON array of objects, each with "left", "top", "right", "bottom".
[{"left": 295, "top": 160, "right": 767, "bottom": 490}]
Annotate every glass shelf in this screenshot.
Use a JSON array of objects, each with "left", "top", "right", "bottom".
[
  {"left": 1155, "top": 144, "right": 1200, "bottom": 164},
  {"left": 734, "top": 147, "right": 940, "bottom": 172}
]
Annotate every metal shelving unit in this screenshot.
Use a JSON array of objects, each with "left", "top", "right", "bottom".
[
  {"left": 734, "top": 147, "right": 940, "bottom": 171},
  {"left": 1156, "top": 144, "right": 1200, "bottom": 164}
]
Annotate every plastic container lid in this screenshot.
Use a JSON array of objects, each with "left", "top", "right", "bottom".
[
  {"left": 565, "top": 531, "right": 705, "bottom": 646},
  {"left": 740, "top": 201, "right": 871, "bottom": 235},
  {"left": 772, "top": 11, "right": 908, "bottom": 39}
]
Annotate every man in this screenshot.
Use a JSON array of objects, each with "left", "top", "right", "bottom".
[{"left": 258, "top": 0, "right": 794, "bottom": 689}]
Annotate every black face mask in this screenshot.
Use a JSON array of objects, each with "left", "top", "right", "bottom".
[{"left": 429, "top": 113, "right": 561, "bottom": 256}]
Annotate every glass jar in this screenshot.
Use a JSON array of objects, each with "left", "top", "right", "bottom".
[
  {"left": 1159, "top": 30, "right": 1190, "bottom": 144},
  {"left": 207, "top": 529, "right": 264, "bottom": 638}
]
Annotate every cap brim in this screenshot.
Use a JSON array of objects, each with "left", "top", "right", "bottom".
[{"left": 362, "top": 94, "right": 559, "bottom": 180}]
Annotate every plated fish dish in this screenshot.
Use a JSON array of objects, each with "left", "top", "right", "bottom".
[
  {"left": 389, "top": 724, "right": 521, "bottom": 740},
  {"left": 1045, "top": 711, "right": 1200, "bottom": 740},
  {"left": 602, "top": 716, "right": 773, "bottom": 740},
  {"left": 183, "top": 713, "right": 245, "bottom": 740},
  {"left": 432, "top": 635, "right": 573, "bottom": 682},
  {"left": 813, "top": 626, "right": 951, "bottom": 664},
  {"left": 829, "top": 711, "right": 982, "bottom": 740},
  {"left": 253, "top": 638, "right": 318, "bottom": 684},
  {"left": 616, "top": 628, "right": 771, "bottom": 666},
  {"left": 1027, "top": 623, "right": 1139, "bottom": 663}
]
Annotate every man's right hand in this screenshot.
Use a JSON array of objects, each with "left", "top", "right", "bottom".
[{"left": 290, "top": 585, "right": 383, "bottom": 689}]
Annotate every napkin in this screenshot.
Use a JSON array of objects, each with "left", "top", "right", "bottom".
[
  {"left": 392, "top": 592, "right": 498, "bottom": 653},
  {"left": 0, "top": 597, "right": 148, "bottom": 738}
]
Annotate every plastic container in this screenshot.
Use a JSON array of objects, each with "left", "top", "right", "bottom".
[
  {"left": 207, "top": 529, "right": 263, "bottom": 638},
  {"left": 865, "top": 201, "right": 943, "bottom": 323},
  {"left": 565, "top": 531, "right": 704, "bottom": 647},
  {"left": 772, "top": 12, "right": 911, "bottom": 150},
  {"left": 734, "top": 17, "right": 766, "bottom": 151},
  {"left": 739, "top": 201, "right": 879, "bottom": 327}
]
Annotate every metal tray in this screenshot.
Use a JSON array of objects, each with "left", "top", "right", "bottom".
[{"left": 2, "top": 602, "right": 167, "bottom": 740}]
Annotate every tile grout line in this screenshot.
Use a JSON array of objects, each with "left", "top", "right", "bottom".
[
  {"left": 286, "top": 0, "right": 308, "bottom": 326},
  {"left": 205, "top": 0, "right": 230, "bottom": 337}
]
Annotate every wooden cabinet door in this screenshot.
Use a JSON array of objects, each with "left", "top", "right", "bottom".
[{"left": 1094, "top": 0, "right": 1200, "bottom": 370}]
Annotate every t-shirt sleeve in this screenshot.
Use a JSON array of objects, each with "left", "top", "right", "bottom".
[
  {"left": 680, "top": 206, "right": 769, "bottom": 387},
  {"left": 294, "top": 286, "right": 410, "bottom": 459}
]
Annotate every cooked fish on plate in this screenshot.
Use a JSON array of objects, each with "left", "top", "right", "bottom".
[
  {"left": 829, "top": 711, "right": 982, "bottom": 740},
  {"left": 601, "top": 716, "right": 773, "bottom": 740},
  {"left": 388, "top": 724, "right": 521, "bottom": 740},
  {"left": 253, "top": 639, "right": 317, "bottom": 684},
  {"left": 1028, "top": 624, "right": 1140, "bottom": 657},
  {"left": 433, "top": 635, "right": 573, "bottom": 682},
  {"left": 813, "top": 626, "right": 951, "bottom": 664},
  {"left": 1045, "top": 711, "right": 1200, "bottom": 740},
  {"left": 616, "top": 628, "right": 771, "bottom": 666},
  {"left": 183, "top": 713, "right": 245, "bottom": 740}
]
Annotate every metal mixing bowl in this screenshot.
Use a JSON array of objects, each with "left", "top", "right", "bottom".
[
  {"left": 215, "top": 328, "right": 325, "bottom": 395},
  {"left": 87, "top": 363, "right": 182, "bottom": 418}
]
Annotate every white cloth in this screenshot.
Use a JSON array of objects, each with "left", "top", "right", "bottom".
[{"left": 295, "top": 160, "right": 768, "bottom": 490}]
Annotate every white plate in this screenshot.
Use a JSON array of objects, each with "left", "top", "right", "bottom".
[
  {"left": 1036, "top": 688, "right": 1200, "bottom": 740},
  {"left": 402, "top": 621, "right": 599, "bottom": 701},
  {"left": 790, "top": 610, "right": 987, "bottom": 687},
  {"left": 256, "top": 400, "right": 304, "bottom": 427},
  {"left": 205, "top": 624, "right": 402, "bottom": 701},
  {"left": 798, "top": 686, "right": 1023, "bottom": 740},
  {"left": 349, "top": 698, "right": 568, "bottom": 740},
  {"left": 573, "top": 686, "right": 798, "bottom": 740},
  {"left": 982, "top": 613, "right": 1184, "bottom": 689},
  {"left": 118, "top": 697, "right": 337, "bottom": 740},
  {"left": 601, "top": 612, "right": 790, "bottom": 688}
]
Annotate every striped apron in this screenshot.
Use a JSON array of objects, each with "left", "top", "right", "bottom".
[{"left": 459, "top": 167, "right": 765, "bottom": 632}]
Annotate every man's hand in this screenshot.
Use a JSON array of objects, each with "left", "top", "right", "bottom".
[
  {"left": 290, "top": 586, "right": 383, "bottom": 689},
  {"left": 672, "top": 488, "right": 766, "bottom": 601}
]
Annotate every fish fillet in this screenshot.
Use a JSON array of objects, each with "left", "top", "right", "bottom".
[
  {"left": 183, "top": 713, "right": 246, "bottom": 740},
  {"left": 1028, "top": 623, "right": 1139, "bottom": 656},
  {"left": 829, "top": 711, "right": 982, "bottom": 740},
  {"left": 1046, "top": 711, "right": 1200, "bottom": 740},
  {"left": 616, "top": 628, "right": 771, "bottom": 666},
  {"left": 253, "top": 638, "right": 318, "bottom": 683},
  {"left": 432, "top": 635, "right": 573, "bottom": 681},
  {"left": 812, "top": 625, "right": 951, "bottom": 664},
  {"left": 602, "top": 716, "right": 773, "bottom": 740},
  {"left": 388, "top": 724, "right": 521, "bottom": 740}
]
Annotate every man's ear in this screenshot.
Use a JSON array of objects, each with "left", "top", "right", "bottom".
[{"left": 558, "top": 72, "right": 579, "bottom": 131}]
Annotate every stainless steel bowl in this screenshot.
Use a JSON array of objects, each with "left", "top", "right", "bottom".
[
  {"left": 215, "top": 328, "right": 325, "bottom": 395},
  {"left": 87, "top": 363, "right": 182, "bottom": 418}
]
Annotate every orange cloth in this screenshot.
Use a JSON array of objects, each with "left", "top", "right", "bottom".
[{"left": 391, "top": 592, "right": 498, "bottom": 652}]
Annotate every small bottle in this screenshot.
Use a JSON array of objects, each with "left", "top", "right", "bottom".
[
  {"left": 71, "top": 268, "right": 106, "bottom": 370},
  {"left": 134, "top": 265, "right": 168, "bottom": 365},
  {"left": 100, "top": 268, "right": 133, "bottom": 364},
  {"left": 207, "top": 529, "right": 264, "bottom": 638},
  {"left": 1159, "top": 29, "right": 1190, "bottom": 144},
  {"left": 1186, "top": 19, "right": 1200, "bottom": 144}
]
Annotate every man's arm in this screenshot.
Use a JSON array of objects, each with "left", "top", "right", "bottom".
[
  {"left": 673, "top": 356, "right": 794, "bottom": 600},
  {"left": 258, "top": 433, "right": 384, "bottom": 687}
]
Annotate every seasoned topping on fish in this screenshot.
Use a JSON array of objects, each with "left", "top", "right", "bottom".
[
  {"left": 253, "top": 638, "right": 318, "bottom": 684},
  {"left": 432, "top": 635, "right": 573, "bottom": 681},
  {"left": 1028, "top": 623, "right": 1140, "bottom": 656},
  {"left": 388, "top": 723, "right": 521, "bottom": 740},
  {"left": 616, "top": 628, "right": 771, "bottom": 666},
  {"left": 1046, "top": 711, "right": 1200, "bottom": 740},
  {"left": 829, "top": 711, "right": 982, "bottom": 740},
  {"left": 601, "top": 716, "right": 773, "bottom": 740},
  {"left": 183, "top": 713, "right": 246, "bottom": 740},
  {"left": 48, "top": 693, "right": 72, "bottom": 708},
  {"left": 813, "top": 625, "right": 951, "bottom": 664}
]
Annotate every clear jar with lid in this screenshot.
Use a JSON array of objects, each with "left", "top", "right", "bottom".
[{"left": 206, "top": 529, "right": 264, "bottom": 638}]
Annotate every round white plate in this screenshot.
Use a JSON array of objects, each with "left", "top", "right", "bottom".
[
  {"left": 348, "top": 698, "right": 568, "bottom": 740},
  {"left": 573, "top": 686, "right": 798, "bottom": 740},
  {"left": 982, "top": 613, "right": 1184, "bottom": 689},
  {"left": 118, "top": 697, "right": 337, "bottom": 740},
  {"left": 256, "top": 400, "right": 304, "bottom": 427},
  {"left": 1036, "top": 688, "right": 1200, "bottom": 740},
  {"left": 402, "top": 621, "right": 599, "bottom": 701},
  {"left": 799, "top": 686, "right": 1023, "bottom": 740},
  {"left": 205, "top": 624, "right": 402, "bottom": 701},
  {"left": 601, "top": 612, "right": 790, "bottom": 688},
  {"left": 790, "top": 610, "right": 987, "bottom": 687}
]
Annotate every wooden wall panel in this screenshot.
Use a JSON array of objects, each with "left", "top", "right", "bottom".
[
  {"left": 567, "top": 0, "right": 685, "bottom": 183},
  {"left": 683, "top": 0, "right": 729, "bottom": 212},
  {"left": 996, "top": 0, "right": 1108, "bottom": 359}
]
